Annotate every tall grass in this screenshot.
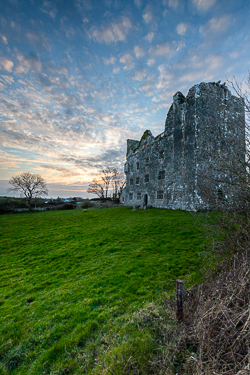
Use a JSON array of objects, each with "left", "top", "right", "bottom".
[{"left": 0, "top": 207, "right": 207, "bottom": 374}]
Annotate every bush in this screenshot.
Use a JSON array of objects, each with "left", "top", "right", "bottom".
[
  {"left": 80, "top": 200, "right": 94, "bottom": 209},
  {"left": 56, "top": 203, "right": 76, "bottom": 210}
]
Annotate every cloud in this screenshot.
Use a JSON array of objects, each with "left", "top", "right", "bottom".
[
  {"left": 0, "top": 129, "right": 42, "bottom": 147},
  {"left": 200, "top": 15, "right": 231, "bottom": 36},
  {"left": 179, "top": 71, "right": 208, "bottom": 82},
  {"left": 166, "top": 0, "right": 179, "bottom": 9},
  {"left": 1, "top": 35, "right": 8, "bottom": 44},
  {"left": 147, "top": 58, "right": 155, "bottom": 67},
  {"left": 0, "top": 58, "right": 14, "bottom": 72},
  {"left": 25, "top": 31, "right": 51, "bottom": 52},
  {"left": 143, "top": 6, "right": 153, "bottom": 24},
  {"left": 139, "top": 76, "right": 156, "bottom": 96},
  {"left": 0, "top": 150, "right": 18, "bottom": 168},
  {"left": 0, "top": 75, "right": 14, "bottom": 85},
  {"left": 192, "top": 0, "right": 216, "bottom": 11},
  {"left": 60, "top": 149, "right": 125, "bottom": 171},
  {"left": 113, "top": 67, "right": 120, "bottom": 74},
  {"left": 15, "top": 53, "right": 42, "bottom": 74},
  {"left": 88, "top": 16, "right": 132, "bottom": 43},
  {"left": 145, "top": 32, "right": 154, "bottom": 43},
  {"left": 190, "top": 54, "right": 223, "bottom": 70},
  {"left": 41, "top": 2, "right": 57, "bottom": 19},
  {"left": 177, "top": 54, "right": 223, "bottom": 84},
  {"left": 74, "top": 0, "right": 92, "bottom": 12},
  {"left": 149, "top": 41, "right": 184, "bottom": 59},
  {"left": 40, "top": 165, "right": 81, "bottom": 178},
  {"left": 103, "top": 56, "right": 116, "bottom": 65},
  {"left": 0, "top": 82, "right": 5, "bottom": 90},
  {"left": 132, "top": 68, "right": 147, "bottom": 81},
  {"left": 177, "top": 22, "right": 188, "bottom": 36},
  {"left": 148, "top": 42, "right": 172, "bottom": 57},
  {"left": 134, "top": 45, "right": 144, "bottom": 59},
  {"left": 134, "top": 0, "right": 142, "bottom": 7},
  {"left": 119, "top": 53, "right": 134, "bottom": 70}
]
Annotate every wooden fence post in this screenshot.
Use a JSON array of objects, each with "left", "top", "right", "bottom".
[{"left": 176, "top": 279, "right": 184, "bottom": 321}]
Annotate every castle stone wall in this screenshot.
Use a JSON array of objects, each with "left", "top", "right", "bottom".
[{"left": 122, "top": 82, "right": 245, "bottom": 211}]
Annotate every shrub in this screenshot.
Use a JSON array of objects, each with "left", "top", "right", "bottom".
[
  {"left": 80, "top": 200, "right": 94, "bottom": 209},
  {"left": 56, "top": 203, "right": 76, "bottom": 210}
]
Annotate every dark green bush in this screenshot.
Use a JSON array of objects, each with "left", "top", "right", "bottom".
[{"left": 56, "top": 203, "right": 76, "bottom": 210}]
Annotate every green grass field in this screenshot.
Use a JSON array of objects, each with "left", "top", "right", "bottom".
[{"left": 0, "top": 207, "right": 207, "bottom": 374}]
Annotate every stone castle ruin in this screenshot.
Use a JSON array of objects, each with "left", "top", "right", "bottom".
[{"left": 122, "top": 81, "right": 245, "bottom": 211}]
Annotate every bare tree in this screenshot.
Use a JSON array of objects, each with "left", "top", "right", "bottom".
[
  {"left": 8, "top": 172, "right": 48, "bottom": 211},
  {"left": 221, "top": 75, "right": 250, "bottom": 213},
  {"left": 99, "top": 167, "right": 114, "bottom": 199},
  {"left": 111, "top": 167, "right": 126, "bottom": 199},
  {"left": 88, "top": 167, "right": 125, "bottom": 200},
  {"left": 87, "top": 178, "right": 105, "bottom": 199}
]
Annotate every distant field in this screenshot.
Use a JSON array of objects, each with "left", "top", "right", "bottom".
[{"left": 0, "top": 207, "right": 207, "bottom": 374}]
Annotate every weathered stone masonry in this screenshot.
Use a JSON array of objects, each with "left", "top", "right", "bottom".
[{"left": 122, "top": 81, "right": 245, "bottom": 211}]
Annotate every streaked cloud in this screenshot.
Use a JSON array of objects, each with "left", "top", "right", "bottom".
[
  {"left": 0, "top": 150, "right": 18, "bottom": 168},
  {"left": 0, "top": 0, "right": 249, "bottom": 197},
  {"left": 0, "top": 75, "right": 14, "bottom": 85}
]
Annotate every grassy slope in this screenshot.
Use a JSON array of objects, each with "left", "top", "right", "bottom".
[{"left": 0, "top": 207, "right": 206, "bottom": 374}]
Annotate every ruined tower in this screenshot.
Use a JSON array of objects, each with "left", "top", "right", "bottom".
[{"left": 122, "top": 81, "right": 245, "bottom": 211}]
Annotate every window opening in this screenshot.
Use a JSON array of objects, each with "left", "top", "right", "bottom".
[
  {"left": 158, "top": 170, "right": 165, "bottom": 180},
  {"left": 157, "top": 190, "right": 164, "bottom": 199}
]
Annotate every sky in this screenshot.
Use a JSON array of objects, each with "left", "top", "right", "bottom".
[{"left": 0, "top": 0, "right": 250, "bottom": 198}]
